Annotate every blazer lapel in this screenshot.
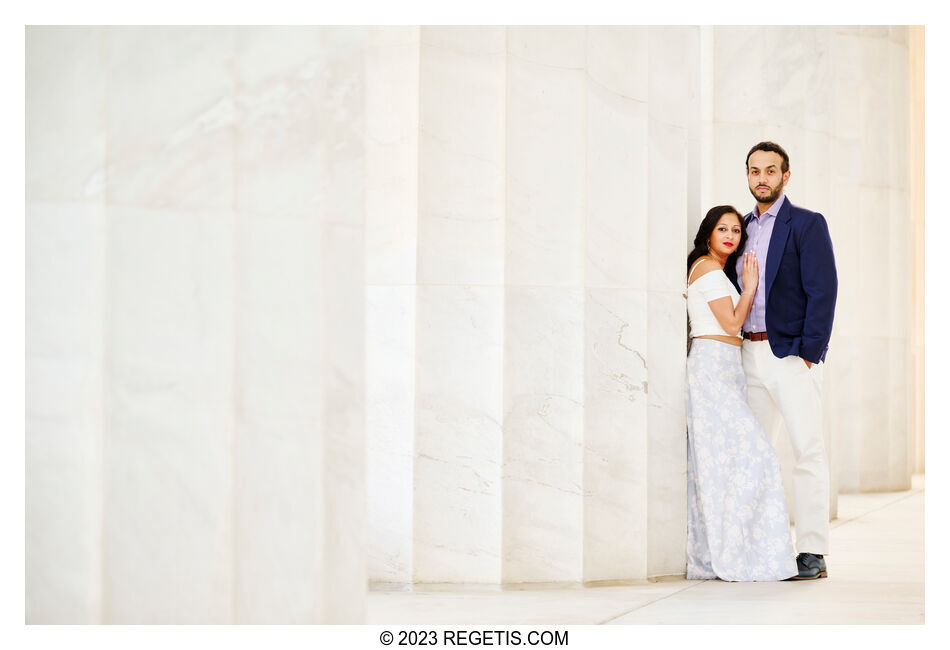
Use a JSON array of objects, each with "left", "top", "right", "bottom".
[{"left": 764, "top": 197, "right": 792, "bottom": 302}]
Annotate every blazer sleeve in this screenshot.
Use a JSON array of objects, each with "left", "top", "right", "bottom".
[{"left": 799, "top": 213, "right": 838, "bottom": 363}]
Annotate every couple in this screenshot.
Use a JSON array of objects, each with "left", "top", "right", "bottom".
[{"left": 685, "top": 142, "right": 837, "bottom": 582}]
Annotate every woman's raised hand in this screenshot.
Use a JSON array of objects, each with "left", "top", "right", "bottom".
[{"left": 741, "top": 252, "right": 759, "bottom": 292}]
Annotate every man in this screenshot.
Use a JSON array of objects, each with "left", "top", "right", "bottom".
[{"left": 725, "top": 141, "right": 837, "bottom": 580}]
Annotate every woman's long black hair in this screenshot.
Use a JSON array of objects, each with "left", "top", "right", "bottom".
[{"left": 686, "top": 205, "right": 747, "bottom": 276}]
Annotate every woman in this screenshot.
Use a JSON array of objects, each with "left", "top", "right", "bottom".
[{"left": 685, "top": 205, "right": 797, "bottom": 581}]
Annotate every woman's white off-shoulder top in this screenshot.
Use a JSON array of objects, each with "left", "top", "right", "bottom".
[{"left": 687, "top": 267, "right": 741, "bottom": 338}]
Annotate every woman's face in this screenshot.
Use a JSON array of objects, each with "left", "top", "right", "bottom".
[{"left": 708, "top": 213, "right": 742, "bottom": 258}]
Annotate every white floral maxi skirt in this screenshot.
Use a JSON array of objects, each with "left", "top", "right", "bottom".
[{"left": 686, "top": 338, "right": 798, "bottom": 581}]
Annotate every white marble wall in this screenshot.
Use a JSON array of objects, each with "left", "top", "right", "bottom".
[
  {"left": 834, "top": 26, "right": 914, "bottom": 492},
  {"left": 26, "top": 26, "right": 366, "bottom": 623},
  {"left": 26, "top": 26, "right": 107, "bottom": 624},
  {"left": 27, "top": 26, "right": 922, "bottom": 616},
  {"left": 365, "top": 26, "right": 420, "bottom": 586},
  {"left": 909, "top": 27, "right": 925, "bottom": 476},
  {"left": 365, "top": 26, "right": 695, "bottom": 585}
]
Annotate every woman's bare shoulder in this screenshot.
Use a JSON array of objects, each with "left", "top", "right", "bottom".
[{"left": 687, "top": 258, "right": 722, "bottom": 286}]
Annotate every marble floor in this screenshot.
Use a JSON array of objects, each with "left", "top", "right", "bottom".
[{"left": 368, "top": 475, "right": 924, "bottom": 625}]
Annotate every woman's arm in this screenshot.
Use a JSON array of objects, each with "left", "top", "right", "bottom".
[
  {"left": 707, "top": 292, "right": 754, "bottom": 337},
  {"left": 706, "top": 253, "right": 758, "bottom": 336}
]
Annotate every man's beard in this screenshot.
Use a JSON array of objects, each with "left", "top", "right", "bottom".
[{"left": 750, "top": 180, "right": 784, "bottom": 203}]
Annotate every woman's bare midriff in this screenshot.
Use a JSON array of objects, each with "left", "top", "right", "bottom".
[{"left": 694, "top": 334, "right": 743, "bottom": 347}]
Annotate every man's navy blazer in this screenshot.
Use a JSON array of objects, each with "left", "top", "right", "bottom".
[{"left": 725, "top": 197, "right": 838, "bottom": 364}]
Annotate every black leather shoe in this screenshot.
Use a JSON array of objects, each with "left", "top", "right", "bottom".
[{"left": 787, "top": 553, "right": 827, "bottom": 580}]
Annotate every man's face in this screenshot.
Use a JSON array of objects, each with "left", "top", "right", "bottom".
[{"left": 747, "top": 150, "right": 790, "bottom": 204}]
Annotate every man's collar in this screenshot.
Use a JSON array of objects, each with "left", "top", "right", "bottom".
[{"left": 751, "top": 193, "right": 787, "bottom": 220}]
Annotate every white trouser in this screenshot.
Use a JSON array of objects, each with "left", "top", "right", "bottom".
[{"left": 742, "top": 339, "right": 830, "bottom": 555}]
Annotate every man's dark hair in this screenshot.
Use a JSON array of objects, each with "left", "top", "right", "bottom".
[{"left": 745, "top": 141, "right": 790, "bottom": 174}]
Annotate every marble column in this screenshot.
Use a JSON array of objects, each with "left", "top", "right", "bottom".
[
  {"left": 365, "top": 26, "right": 696, "bottom": 585},
  {"left": 101, "top": 26, "right": 236, "bottom": 623},
  {"left": 908, "top": 26, "right": 925, "bottom": 476},
  {"left": 26, "top": 26, "right": 107, "bottom": 624},
  {"left": 365, "top": 26, "right": 420, "bottom": 585},
  {"left": 829, "top": 27, "right": 913, "bottom": 492},
  {"left": 26, "top": 26, "right": 367, "bottom": 623},
  {"left": 504, "top": 26, "right": 586, "bottom": 584},
  {"left": 644, "top": 27, "right": 694, "bottom": 579},
  {"left": 415, "top": 26, "right": 506, "bottom": 584},
  {"left": 231, "top": 26, "right": 367, "bottom": 624},
  {"left": 582, "top": 26, "right": 652, "bottom": 583}
]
